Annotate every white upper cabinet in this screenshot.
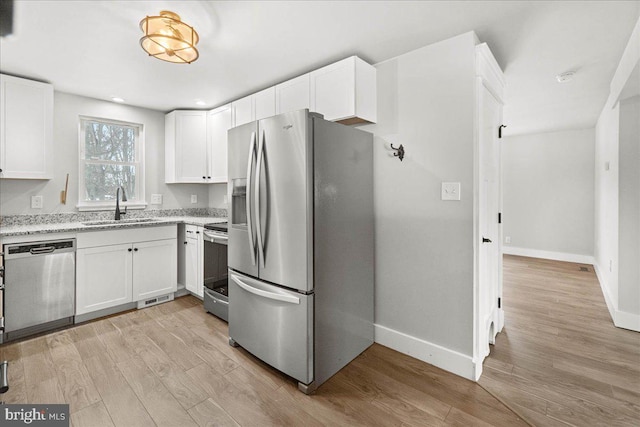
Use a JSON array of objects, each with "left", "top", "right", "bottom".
[
  {"left": 231, "top": 87, "right": 276, "bottom": 128},
  {"left": 275, "top": 74, "right": 311, "bottom": 115},
  {"left": 166, "top": 106, "right": 231, "bottom": 184},
  {"left": 310, "top": 56, "right": 377, "bottom": 124},
  {"left": 165, "top": 110, "right": 208, "bottom": 183},
  {"left": 254, "top": 87, "right": 276, "bottom": 121},
  {"left": 231, "top": 95, "right": 254, "bottom": 128},
  {"left": 207, "top": 104, "right": 232, "bottom": 183},
  {"left": 0, "top": 74, "right": 53, "bottom": 179}
]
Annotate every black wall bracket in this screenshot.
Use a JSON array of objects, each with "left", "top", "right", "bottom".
[
  {"left": 390, "top": 143, "right": 405, "bottom": 161},
  {"left": 498, "top": 125, "right": 507, "bottom": 139}
]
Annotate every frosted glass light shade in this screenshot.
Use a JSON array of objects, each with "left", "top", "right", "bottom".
[{"left": 140, "top": 11, "right": 199, "bottom": 64}]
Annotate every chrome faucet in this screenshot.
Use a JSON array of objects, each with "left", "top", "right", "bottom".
[{"left": 115, "top": 186, "right": 128, "bottom": 220}]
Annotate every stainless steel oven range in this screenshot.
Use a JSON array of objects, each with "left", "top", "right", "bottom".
[{"left": 203, "top": 222, "right": 228, "bottom": 321}]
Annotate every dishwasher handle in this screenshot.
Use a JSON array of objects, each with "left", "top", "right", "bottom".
[
  {"left": 30, "top": 246, "right": 55, "bottom": 255},
  {"left": 0, "top": 361, "right": 8, "bottom": 394}
]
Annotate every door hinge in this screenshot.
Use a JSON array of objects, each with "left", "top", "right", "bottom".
[
  {"left": 498, "top": 212, "right": 502, "bottom": 224},
  {"left": 498, "top": 297, "right": 502, "bottom": 309}
]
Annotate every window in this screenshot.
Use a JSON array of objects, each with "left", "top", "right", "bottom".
[{"left": 78, "top": 117, "right": 145, "bottom": 210}]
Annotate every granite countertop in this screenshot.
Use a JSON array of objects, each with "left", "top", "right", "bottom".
[{"left": 0, "top": 210, "right": 227, "bottom": 238}]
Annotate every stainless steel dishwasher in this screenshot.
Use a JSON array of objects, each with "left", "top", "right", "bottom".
[{"left": 2, "top": 239, "right": 75, "bottom": 342}]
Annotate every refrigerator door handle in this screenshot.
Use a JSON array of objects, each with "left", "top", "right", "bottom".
[
  {"left": 230, "top": 273, "right": 300, "bottom": 304},
  {"left": 255, "top": 129, "right": 266, "bottom": 267},
  {"left": 246, "top": 131, "right": 257, "bottom": 266}
]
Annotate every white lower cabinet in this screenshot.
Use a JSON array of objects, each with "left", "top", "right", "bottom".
[
  {"left": 76, "top": 226, "right": 177, "bottom": 315},
  {"left": 184, "top": 225, "right": 203, "bottom": 298},
  {"left": 132, "top": 239, "right": 178, "bottom": 301},
  {"left": 76, "top": 243, "right": 133, "bottom": 315}
]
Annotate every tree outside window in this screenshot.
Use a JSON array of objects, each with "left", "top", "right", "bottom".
[{"left": 78, "top": 117, "right": 145, "bottom": 210}]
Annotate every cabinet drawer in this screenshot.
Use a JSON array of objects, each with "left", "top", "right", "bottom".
[
  {"left": 77, "top": 225, "right": 176, "bottom": 248},
  {"left": 185, "top": 224, "right": 202, "bottom": 239}
]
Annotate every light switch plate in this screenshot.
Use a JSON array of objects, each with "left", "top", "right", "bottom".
[
  {"left": 31, "top": 195, "right": 43, "bottom": 209},
  {"left": 441, "top": 182, "right": 461, "bottom": 201},
  {"left": 151, "top": 194, "right": 163, "bottom": 205},
  {"left": 191, "top": 194, "right": 198, "bottom": 204}
]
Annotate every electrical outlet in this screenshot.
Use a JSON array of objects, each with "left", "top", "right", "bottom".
[
  {"left": 609, "top": 259, "right": 613, "bottom": 272},
  {"left": 151, "top": 194, "right": 163, "bottom": 205},
  {"left": 505, "top": 236, "right": 511, "bottom": 244},
  {"left": 441, "top": 182, "right": 461, "bottom": 201},
  {"left": 31, "top": 195, "right": 43, "bottom": 209},
  {"left": 191, "top": 194, "right": 198, "bottom": 204}
]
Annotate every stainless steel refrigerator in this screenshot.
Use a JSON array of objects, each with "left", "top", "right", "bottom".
[{"left": 227, "top": 109, "right": 374, "bottom": 394}]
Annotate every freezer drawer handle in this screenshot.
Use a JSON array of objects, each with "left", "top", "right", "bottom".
[{"left": 230, "top": 274, "right": 300, "bottom": 304}]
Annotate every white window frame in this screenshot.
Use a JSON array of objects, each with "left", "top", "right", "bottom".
[{"left": 77, "top": 116, "right": 147, "bottom": 211}]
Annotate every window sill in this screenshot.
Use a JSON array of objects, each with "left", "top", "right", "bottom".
[{"left": 76, "top": 202, "right": 148, "bottom": 212}]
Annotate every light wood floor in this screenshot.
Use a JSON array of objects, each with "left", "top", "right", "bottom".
[
  {"left": 0, "top": 295, "right": 527, "bottom": 426},
  {"left": 480, "top": 255, "right": 640, "bottom": 427}
]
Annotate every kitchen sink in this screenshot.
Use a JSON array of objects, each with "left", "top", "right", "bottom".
[{"left": 82, "top": 218, "right": 160, "bottom": 226}]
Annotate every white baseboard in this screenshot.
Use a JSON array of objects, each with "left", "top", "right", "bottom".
[
  {"left": 615, "top": 310, "right": 640, "bottom": 332},
  {"left": 594, "top": 262, "right": 617, "bottom": 321},
  {"left": 374, "top": 324, "right": 477, "bottom": 381},
  {"left": 503, "top": 246, "right": 594, "bottom": 265},
  {"left": 593, "top": 262, "right": 640, "bottom": 332}
]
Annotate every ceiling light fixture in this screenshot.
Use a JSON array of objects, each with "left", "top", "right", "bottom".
[
  {"left": 556, "top": 71, "right": 575, "bottom": 83},
  {"left": 139, "top": 10, "right": 199, "bottom": 64},
  {"left": 195, "top": 100, "right": 206, "bottom": 106},
  {"left": 111, "top": 97, "right": 125, "bottom": 103}
]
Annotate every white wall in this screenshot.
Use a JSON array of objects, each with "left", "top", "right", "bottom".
[
  {"left": 361, "top": 32, "right": 477, "bottom": 368},
  {"left": 618, "top": 96, "right": 639, "bottom": 315},
  {"left": 502, "top": 129, "right": 595, "bottom": 261},
  {"left": 0, "top": 91, "right": 210, "bottom": 215},
  {"left": 208, "top": 183, "right": 228, "bottom": 210}
]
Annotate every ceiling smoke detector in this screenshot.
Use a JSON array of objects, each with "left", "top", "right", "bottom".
[{"left": 556, "top": 71, "right": 576, "bottom": 83}]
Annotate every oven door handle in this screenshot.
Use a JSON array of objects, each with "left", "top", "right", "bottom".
[
  {"left": 203, "top": 230, "right": 228, "bottom": 244},
  {"left": 205, "top": 289, "right": 229, "bottom": 305},
  {"left": 230, "top": 273, "right": 300, "bottom": 304}
]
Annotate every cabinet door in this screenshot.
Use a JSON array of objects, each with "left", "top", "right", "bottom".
[
  {"left": 184, "top": 229, "right": 203, "bottom": 297},
  {"left": 175, "top": 111, "right": 208, "bottom": 182},
  {"left": 207, "top": 104, "right": 232, "bottom": 183},
  {"left": 254, "top": 87, "right": 276, "bottom": 120},
  {"left": 310, "top": 57, "right": 354, "bottom": 121},
  {"left": 309, "top": 56, "right": 376, "bottom": 124},
  {"left": 0, "top": 74, "right": 53, "bottom": 179},
  {"left": 275, "top": 74, "right": 310, "bottom": 115},
  {"left": 232, "top": 95, "right": 254, "bottom": 128},
  {"left": 76, "top": 244, "right": 133, "bottom": 315},
  {"left": 132, "top": 239, "right": 177, "bottom": 301}
]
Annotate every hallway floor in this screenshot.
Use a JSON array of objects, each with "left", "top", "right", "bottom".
[{"left": 480, "top": 255, "right": 640, "bottom": 426}]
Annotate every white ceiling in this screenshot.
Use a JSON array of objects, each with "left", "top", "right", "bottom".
[{"left": 1, "top": 1, "right": 638, "bottom": 136}]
